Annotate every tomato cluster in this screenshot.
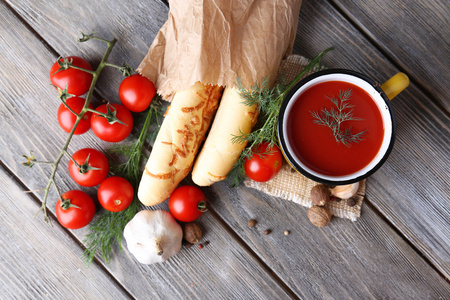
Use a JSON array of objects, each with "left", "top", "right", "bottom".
[
  {"left": 56, "top": 146, "right": 135, "bottom": 229},
  {"left": 50, "top": 56, "right": 157, "bottom": 229},
  {"left": 51, "top": 56, "right": 155, "bottom": 141}
]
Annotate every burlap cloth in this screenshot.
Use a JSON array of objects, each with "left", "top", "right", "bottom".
[{"left": 244, "top": 55, "right": 365, "bottom": 222}]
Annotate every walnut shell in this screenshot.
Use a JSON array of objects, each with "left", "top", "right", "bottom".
[
  {"left": 308, "top": 205, "right": 332, "bottom": 227},
  {"left": 182, "top": 222, "right": 202, "bottom": 244},
  {"left": 310, "top": 184, "right": 331, "bottom": 206}
]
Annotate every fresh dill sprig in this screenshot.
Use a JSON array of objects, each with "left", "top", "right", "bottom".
[
  {"left": 108, "top": 96, "right": 165, "bottom": 183},
  {"left": 226, "top": 48, "right": 333, "bottom": 186},
  {"left": 82, "top": 199, "right": 139, "bottom": 264},
  {"left": 310, "top": 89, "right": 366, "bottom": 146},
  {"left": 82, "top": 96, "right": 165, "bottom": 264}
]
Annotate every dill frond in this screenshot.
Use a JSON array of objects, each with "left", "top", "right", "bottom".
[{"left": 310, "top": 89, "right": 366, "bottom": 146}]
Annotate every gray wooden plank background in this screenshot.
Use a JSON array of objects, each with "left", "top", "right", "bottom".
[
  {"left": 1, "top": 0, "right": 449, "bottom": 299},
  {"left": 0, "top": 2, "right": 297, "bottom": 298},
  {"left": 0, "top": 164, "right": 131, "bottom": 299}
]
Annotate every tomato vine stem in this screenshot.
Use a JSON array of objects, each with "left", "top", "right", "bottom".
[
  {"left": 68, "top": 65, "right": 96, "bottom": 75},
  {"left": 31, "top": 35, "right": 119, "bottom": 223}
]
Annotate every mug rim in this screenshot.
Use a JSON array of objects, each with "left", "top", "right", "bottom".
[{"left": 277, "top": 69, "right": 397, "bottom": 185}]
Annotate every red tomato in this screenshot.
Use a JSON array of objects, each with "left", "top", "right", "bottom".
[
  {"left": 97, "top": 176, "right": 134, "bottom": 212},
  {"left": 68, "top": 148, "right": 109, "bottom": 187},
  {"left": 57, "top": 97, "right": 93, "bottom": 134},
  {"left": 244, "top": 142, "right": 283, "bottom": 182},
  {"left": 90, "top": 103, "right": 133, "bottom": 142},
  {"left": 50, "top": 56, "right": 93, "bottom": 96},
  {"left": 55, "top": 190, "right": 95, "bottom": 229},
  {"left": 119, "top": 74, "right": 156, "bottom": 112},
  {"left": 168, "top": 186, "right": 207, "bottom": 222}
]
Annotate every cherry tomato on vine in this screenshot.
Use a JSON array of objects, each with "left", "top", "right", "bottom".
[
  {"left": 244, "top": 142, "right": 283, "bottom": 182},
  {"left": 57, "top": 97, "right": 93, "bottom": 135},
  {"left": 55, "top": 190, "right": 95, "bottom": 229},
  {"left": 119, "top": 74, "right": 156, "bottom": 112},
  {"left": 50, "top": 56, "right": 93, "bottom": 96},
  {"left": 97, "top": 176, "right": 134, "bottom": 212},
  {"left": 168, "top": 185, "right": 207, "bottom": 222},
  {"left": 68, "top": 148, "right": 109, "bottom": 187},
  {"left": 90, "top": 103, "right": 133, "bottom": 142}
]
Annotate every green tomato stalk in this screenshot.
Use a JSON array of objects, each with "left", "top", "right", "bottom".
[{"left": 22, "top": 33, "right": 130, "bottom": 223}]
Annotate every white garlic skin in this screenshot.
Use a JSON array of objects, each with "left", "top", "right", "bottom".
[
  {"left": 124, "top": 210, "right": 183, "bottom": 264},
  {"left": 330, "top": 182, "right": 359, "bottom": 199}
]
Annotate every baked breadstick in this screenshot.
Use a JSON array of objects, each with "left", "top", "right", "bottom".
[
  {"left": 138, "top": 82, "right": 223, "bottom": 206},
  {"left": 191, "top": 87, "right": 258, "bottom": 186}
]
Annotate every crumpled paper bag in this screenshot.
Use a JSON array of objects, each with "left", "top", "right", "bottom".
[{"left": 137, "top": 0, "right": 302, "bottom": 100}]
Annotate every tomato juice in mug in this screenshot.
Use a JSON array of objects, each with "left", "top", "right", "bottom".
[{"left": 277, "top": 69, "right": 409, "bottom": 185}]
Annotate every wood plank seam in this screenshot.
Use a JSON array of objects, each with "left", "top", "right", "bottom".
[
  {"left": 326, "top": 0, "right": 448, "bottom": 114},
  {"left": 2, "top": 0, "right": 60, "bottom": 58},
  {"left": 1, "top": 147, "right": 296, "bottom": 297},
  {"left": 364, "top": 199, "right": 450, "bottom": 282},
  {"left": 206, "top": 206, "right": 301, "bottom": 300},
  {"left": 0, "top": 159, "right": 137, "bottom": 298}
]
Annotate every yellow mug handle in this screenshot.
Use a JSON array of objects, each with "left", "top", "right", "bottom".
[{"left": 380, "top": 72, "right": 409, "bottom": 100}]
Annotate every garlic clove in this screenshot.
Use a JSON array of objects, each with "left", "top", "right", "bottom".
[{"left": 330, "top": 182, "right": 359, "bottom": 200}]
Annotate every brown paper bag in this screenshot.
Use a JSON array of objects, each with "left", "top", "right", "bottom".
[{"left": 137, "top": 0, "right": 303, "bottom": 100}]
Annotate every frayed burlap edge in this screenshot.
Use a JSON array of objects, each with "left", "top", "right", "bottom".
[{"left": 244, "top": 163, "right": 365, "bottom": 221}]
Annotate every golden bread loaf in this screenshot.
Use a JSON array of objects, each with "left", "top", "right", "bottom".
[
  {"left": 191, "top": 87, "right": 258, "bottom": 186},
  {"left": 138, "top": 82, "right": 223, "bottom": 206}
]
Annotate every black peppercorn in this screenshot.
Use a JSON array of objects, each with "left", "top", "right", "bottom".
[
  {"left": 247, "top": 219, "right": 257, "bottom": 228},
  {"left": 347, "top": 197, "right": 357, "bottom": 207}
]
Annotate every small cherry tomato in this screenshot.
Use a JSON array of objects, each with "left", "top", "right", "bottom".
[
  {"left": 119, "top": 74, "right": 156, "bottom": 112},
  {"left": 168, "top": 185, "right": 207, "bottom": 222},
  {"left": 55, "top": 190, "right": 95, "bottom": 229},
  {"left": 97, "top": 176, "right": 134, "bottom": 212},
  {"left": 244, "top": 142, "right": 283, "bottom": 182},
  {"left": 68, "top": 148, "right": 109, "bottom": 187},
  {"left": 57, "top": 97, "right": 93, "bottom": 134},
  {"left": 50, "top": 56, "right": 93, "bottom": 96},
  {"left": 90, "top": 103, "right": 133, "bottom": 142}
]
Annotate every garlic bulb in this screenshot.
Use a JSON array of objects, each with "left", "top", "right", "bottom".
[
  {"left": 330, "top": 182, "right": 359, "bottom": 199},
  {"left": 124, "top": 210, "right": 183, "bottom": 264}
]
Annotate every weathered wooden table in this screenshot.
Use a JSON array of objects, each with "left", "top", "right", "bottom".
[{"left": 1, "top": 0, "right": 449, "bottom": 299}]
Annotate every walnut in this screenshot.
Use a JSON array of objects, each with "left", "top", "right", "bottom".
[
  {"left": 308, "top": 205, "right": 332, "bottom": 227},
  {"left": 310, "top": 184, "right": 331, "bottom": 206},
  {"left": 182, "top": 222, "right": 202, "bottom": 244}
]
